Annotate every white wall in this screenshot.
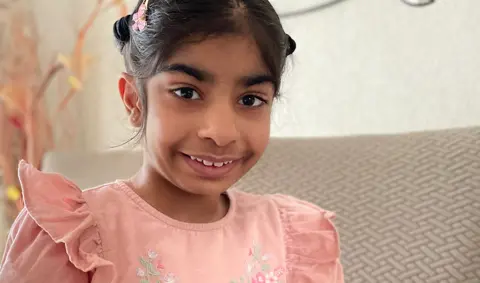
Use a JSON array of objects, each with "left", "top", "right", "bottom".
[
  {"left": 275, "top": 0, "right": 480, "bottom": 137},
  {"left": 37, "top": 0, "right": 480, "bottom": 149}
]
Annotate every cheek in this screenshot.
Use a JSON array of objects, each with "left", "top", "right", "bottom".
[
  {"left": 145, "top": 94, "right": 189, "bottom": 148},
  {"left": 242, "top": 110, "right": 271, "bottom": 154}
]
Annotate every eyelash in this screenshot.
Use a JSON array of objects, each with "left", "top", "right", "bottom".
[
  {"left": 171, "top": 87, "right": 201, "bottom": 100},
  {"left": 240, "top": 95, "right": 268, "bottom": 107},
  {"left": 170, "top": 87, "right": 269, "bottom": 107}
]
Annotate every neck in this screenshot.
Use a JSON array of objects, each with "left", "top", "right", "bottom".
[{"left": 130, "top": 161, "right": 228, "bottom": 224}]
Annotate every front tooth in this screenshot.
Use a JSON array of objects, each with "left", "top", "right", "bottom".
[
  {"left": 202, "top": 160, "right": 213, "bottom": 166},
  {"left": 190, "top": 155, "right": 195, "bottom": 160},
  {"left": 196, "top": 158, "right": 203, "bottom": 162},
  {"left": 214, "top": 162, "right": 224, "bottom": 167}
]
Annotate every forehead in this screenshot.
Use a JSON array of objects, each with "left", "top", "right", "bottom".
[{"left": 166, "top": 35, "right": 270, "bottom": 78}]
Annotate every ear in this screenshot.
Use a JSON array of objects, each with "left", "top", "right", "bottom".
[{"left": 119, "top": 72, "right": 143, "bottom": 127}]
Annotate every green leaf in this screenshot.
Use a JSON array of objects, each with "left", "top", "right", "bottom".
[
  {"left": 261, "top": 264, "right": 270, "bottom": 272},
  {"left": 146, "top": 262, "right": 161, "bottom": 276},
  {"left": 140, "top": 279, "right": 149, "bottom": 283},
  {"left": 139, "top": 257, "right": 149, "bottom": 268},
  {"left": 253, "top": 245, "right": 260, "bottom": 256}
]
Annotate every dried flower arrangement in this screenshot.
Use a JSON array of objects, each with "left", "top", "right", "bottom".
[{"left": 0, "top": 0, "right": 127, "bottom": 225}]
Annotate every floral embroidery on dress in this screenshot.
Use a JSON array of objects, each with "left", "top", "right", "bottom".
[
  {"left": 136, "top": 250, "right": 177, "bottom": 283},
  {"left": 230, "top": 243, "right": 286, "bottom": 283}
]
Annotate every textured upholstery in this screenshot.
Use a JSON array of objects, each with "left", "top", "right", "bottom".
[{"left": 41, "top": 127, "right": 480, "bottom": 282}]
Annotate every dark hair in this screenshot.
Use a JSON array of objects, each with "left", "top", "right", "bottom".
[{"left": 113, "top": 0, "right": 296, "bottom": 142}]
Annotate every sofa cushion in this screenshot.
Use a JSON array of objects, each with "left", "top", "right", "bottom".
[
  {"left": 235, "top": 127, "right": 480, "bottom": 282},
  {"left": 42, "top": 127, "right": 480, "bottom": 282}
]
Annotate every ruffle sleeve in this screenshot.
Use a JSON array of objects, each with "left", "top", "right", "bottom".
[
  {"left": 0, "top": 161, "right": 114, "bottom": 282},
  {"left": 272, "top": 194, "right": 344, "bottom": 283}
]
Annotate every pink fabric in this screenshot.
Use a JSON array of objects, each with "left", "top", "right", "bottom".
[{"left": 0, "top": 161, "right": 343, "bottom": 282}]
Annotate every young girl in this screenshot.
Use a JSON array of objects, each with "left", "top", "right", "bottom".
[{"left": 0, "top": 0, "right": 343, "bottom": 282}]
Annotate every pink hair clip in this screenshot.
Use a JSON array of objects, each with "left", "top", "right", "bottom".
[{"left": 132, "top": 0, "right": 149, "bottom": 31}]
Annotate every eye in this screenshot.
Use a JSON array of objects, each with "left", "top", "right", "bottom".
[
  {"left": 238, "top": 95, "right": 266, "bottom": 107},
  {"left": 172, "top": 87, "right": 201, "bottom": 100}
]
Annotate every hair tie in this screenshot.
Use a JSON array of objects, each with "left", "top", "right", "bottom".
[
  {"left": 132, "top": 0, "right": 150, "bottom": 31},
  {"left": 114, "top": 14, "right": 132, "bottom": 42},
  {"left": 286, "top": 34, "right": 296, "bottom": 56}
]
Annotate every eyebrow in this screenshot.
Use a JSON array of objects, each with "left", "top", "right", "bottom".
[
  {"left": 160, "top": 63, "right": 276, "bottom": 89},
  {"left": 242, "top": 74, "right": 276, "bottom": 89},
  {"left": 160, "top": 64, "right": 213, "bottom": 82}
]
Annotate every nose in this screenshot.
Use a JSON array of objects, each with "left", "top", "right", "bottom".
[{"left": 197, "top": 102, "right": 240, "bottom": 147}]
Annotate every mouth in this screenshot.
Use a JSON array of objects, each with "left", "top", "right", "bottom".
[
  {"left": 188, "top": 155, "right": 234, "bottom": 167},
  {"left": 181, "top": 153, "right": 240, "bottom": 179}
]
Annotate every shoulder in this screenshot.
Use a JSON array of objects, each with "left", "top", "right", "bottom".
[
  {"left": 18, "top": 160, "right": 124, "bottom": 216},
  {"left": 232, "top": 190, "right": 335, "bottom": 219},
  {"left": 231, "top": 190, "right": 343, "bottom": 281},
  {"left": 231, "top": 191, "right": 338, "bottom": 241},
  {"left": 81, "top": 180, "right": 130, "bottom": 211},
  {"left": 1, "top": 161, "right": 115, "bottom": 280},
  {"left": 17, "top": 160, "right": 111, "bottom": 244}
]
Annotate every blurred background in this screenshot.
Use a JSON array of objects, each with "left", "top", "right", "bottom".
[{"left": 0, "top": 0, "right": 479, "bottom": 258}]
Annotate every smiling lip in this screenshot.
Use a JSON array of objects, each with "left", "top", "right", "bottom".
[{"left": 182, "top": 153, "right": 241, "bottom": 179}]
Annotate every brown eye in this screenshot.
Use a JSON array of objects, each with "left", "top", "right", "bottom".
[
  {"left": 239, "top": 95, "right": 265, "bottom": 107},
  {"left": 173, "top": 87, "right": 200, "bottom": 100}
]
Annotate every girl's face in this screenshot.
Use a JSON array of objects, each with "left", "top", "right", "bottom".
[{"left": 123, "top": 35, "right": 275, "bottom": 196}]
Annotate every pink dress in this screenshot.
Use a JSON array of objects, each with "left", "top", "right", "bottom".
[{"left": 0, "top": 161, "right": 343, "bottom": 283}]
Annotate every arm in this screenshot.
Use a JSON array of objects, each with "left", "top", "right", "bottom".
[{"left": 0, "top": 209, "right": 89, "bottom": 283}]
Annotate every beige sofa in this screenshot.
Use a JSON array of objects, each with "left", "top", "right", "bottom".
[{"left": 41, "top": 127, "right": 480, "bottom": 282}]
